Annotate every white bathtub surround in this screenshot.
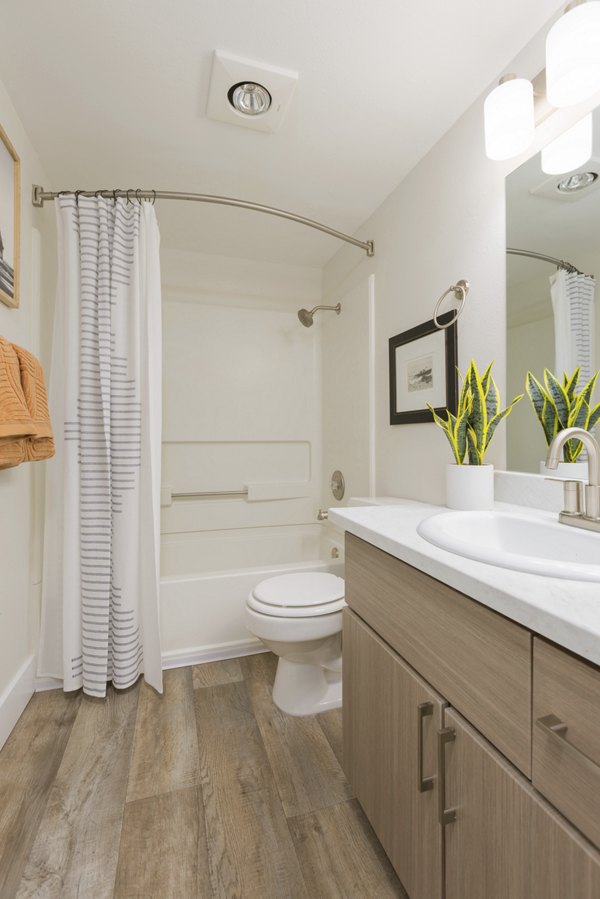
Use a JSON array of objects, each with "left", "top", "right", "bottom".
[
  {"left": 159, "top": 518, "right": 344, "bottom": 660},
  {"left": 329, "top": 501, "right": 600, "bottom": 666},
  {"left": 38, "top": 197, "right": 163, "bottom": 697},
  {"left": 446, "top": 463, "right": 494, "bottom": 510}
]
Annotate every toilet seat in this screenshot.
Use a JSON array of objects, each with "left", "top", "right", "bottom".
[{"left": 247, "top": 572, "right": 345, "bottom": 619}]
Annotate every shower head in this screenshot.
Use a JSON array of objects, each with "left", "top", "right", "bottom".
[
  {"left": 297, "top": 303, "right": 341, "bottom": 327},
  {"left": 298, "top": 308, "right": 315, "bottom": 327}
]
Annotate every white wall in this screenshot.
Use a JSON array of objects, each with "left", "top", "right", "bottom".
[
  {"left": 323, "top": 97, "right": 507, "bottom": 504},
  {"left": 322, "top": 21, "right": 600, "bottom": 504},
  {"left": 320, "top": 275, "right": 375, "bottom": 506},
  {"left": 0, "top": 76, "right": 53, "bottom": 746}
]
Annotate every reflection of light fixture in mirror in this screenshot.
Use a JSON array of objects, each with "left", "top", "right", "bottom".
[
  {"left": 484, "top": 75, "right": 535, "bottom": 160},
  {"left": 228, "top": 82, "right": 272, "bottom": 116},
  {"left": 546, "top": 0, "right": 600, "bottom": 107},
  {"left": 557, "top": 170, "right": 598, "bottom": 191},
  {"left": 541, "top": 113, "right": 593, "bottom": 173}
]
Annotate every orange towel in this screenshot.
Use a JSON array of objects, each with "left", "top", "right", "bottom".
[
  {"left": 0, "top": 337, "right": 35, "bottom": 469},
  {"left": 12, "top": 343, "right": 55, "bottom": 463},
  {"left": 0, "top": 336, "right": 55, "bottom": 468}
]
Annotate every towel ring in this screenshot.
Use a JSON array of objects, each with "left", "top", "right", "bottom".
[{"left": 433, "top": 280, "right": 470, "bottom": 329}]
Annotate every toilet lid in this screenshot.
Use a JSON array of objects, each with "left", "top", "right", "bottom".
[{"left": 248, "top": 572, "right": 346, "bottom": 618}]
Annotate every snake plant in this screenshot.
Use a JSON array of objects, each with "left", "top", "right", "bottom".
[
  {"left": 428, "top": 360, "right": 523, "bottom": 465},
  {"left": 526, "top": 367, "right": 600, "bottom": 462}
]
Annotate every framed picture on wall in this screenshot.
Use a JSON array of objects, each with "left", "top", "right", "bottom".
[
  {"left": 389, "top": 312, "right": 458, "bottom": 424},
  {"left": 0, "top": 124, "right": 20, "bottom": 309}
]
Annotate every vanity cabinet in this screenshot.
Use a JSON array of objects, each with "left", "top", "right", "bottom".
[
  {"left": 343, "top": 533, "right": 600, "bottom": 899},
  {"left": 343, "top": 610, "right": 444, "bottom": 899}
]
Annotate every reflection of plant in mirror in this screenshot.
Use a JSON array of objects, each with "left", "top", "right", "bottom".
[
  {"left": 526, "top": 367, "right": 600, "bottom": 462},
  {"left": 429, "top": 360, "right": 523, "bottom": 465}
]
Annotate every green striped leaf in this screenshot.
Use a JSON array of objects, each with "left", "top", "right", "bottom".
[
  {"left": 540, "top": 398, "right": 557, "bottom": 446},
  {"left": 543, "top": 370, "right": 569, "bottom": 430},
  {"left": 467, "top": 360, "right": 487, "bottom": 451},
  {"left": 466, "top": 426, "right": 484, "bottom": 465},
  {"left": 579, "top": 371, "right": 598, "bottom": 406},
  {"left": 564, "top": 367, "right": 580, "bottom": 400},
  {"left": 588, "top": 402, "right": 600, "bottom": 431}
]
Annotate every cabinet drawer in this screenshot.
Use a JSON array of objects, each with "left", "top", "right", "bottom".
[
  {"left": 533, "top": 637, "right": 600, "bottom": 849},
  {"left": 345, "top": 533, "right": 532, "bottom": 775}
]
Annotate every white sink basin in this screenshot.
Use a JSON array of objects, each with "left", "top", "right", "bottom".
[{"left": 417, "top": 510, "right": 600, "bottom": 582}]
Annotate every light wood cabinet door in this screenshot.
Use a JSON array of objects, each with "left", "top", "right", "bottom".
[
  {"left": 533, "top": 637, "right": 600, "bottom": 848},
  {"left": 531, "top": 788, "right": 600, "bottom": 899},
  {"left": 444, "top": 707, "right": 533, "bottom": 899},
  {"left": 343, "top": 609, "right": 444, "bottom": 899}
]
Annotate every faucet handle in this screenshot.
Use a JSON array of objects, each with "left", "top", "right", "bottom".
[{"left": 545, "top": 478, "right": 583, "bottom": 516}]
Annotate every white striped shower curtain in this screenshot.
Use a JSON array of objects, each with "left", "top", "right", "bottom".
[
  {"left": 550, "top": 269, "right": 596, "bottom": 382},
  {"left": 38, "top": 196, "right": 163, "bottom": 696}
]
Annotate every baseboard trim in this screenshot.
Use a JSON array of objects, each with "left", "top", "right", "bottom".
[
  {"left": 34, "top": 676, "right": 64, "bottom": 693},
  {"left": 161, "top": 638, "right": 267, "bottom": 670},
  {"left": 0, "top": 654, "right": 36, "bottom": 751}
]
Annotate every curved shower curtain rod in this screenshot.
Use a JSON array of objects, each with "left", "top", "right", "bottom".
[
  {"left": 31, "top": 185, "right": 375, "bottom": 258},
  {"left": 507, "top": 247, "right": 584, "bottom": 276}
]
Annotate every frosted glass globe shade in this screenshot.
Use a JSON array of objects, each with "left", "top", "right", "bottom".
[
  {"left": 546, "top": 1, "right": 600, "bottom": 107},
  {"left": 484, "top": 78, "right": 534, "bottom": 161},
  {"left": 541, "top": 114, "right": 593, "bottom": 174}
]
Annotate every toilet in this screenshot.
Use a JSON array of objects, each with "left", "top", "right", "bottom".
[{"left": 245, "top": 571, "right": 346, "bottom": 716}]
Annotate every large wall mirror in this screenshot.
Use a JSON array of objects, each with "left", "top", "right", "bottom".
[{"left": 506, "top": 109, "right": 600, "bottom": 473}]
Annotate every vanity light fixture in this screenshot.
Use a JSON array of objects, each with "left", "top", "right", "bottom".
[
  {"left": 483, "top": 75, "right": 535, "bottom": 160},
  {"left": 546, "top": 0, "right": 600, "bottom": 107},
  {"left": 541, "top": 113, "right": 593, "bottom": 173}
]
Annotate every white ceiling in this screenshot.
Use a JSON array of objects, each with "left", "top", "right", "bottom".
[{"left": 2, "top": 0, "right": 564, "bottom": 267}]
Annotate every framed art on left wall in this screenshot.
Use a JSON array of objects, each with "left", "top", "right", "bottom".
[{"left": 0, "top": 124, "right": 20, "bottom": 309}]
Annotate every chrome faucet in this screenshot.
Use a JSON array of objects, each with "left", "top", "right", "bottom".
[{"left": 546, "top": 427, "right": 600, "bottom": 531}]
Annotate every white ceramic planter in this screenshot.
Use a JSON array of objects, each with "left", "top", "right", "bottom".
[
  {"left": 538, "top": 460, "right": 588, "bottom": 480},
  {"left": 446, "top": 463, "right": 494, "bottom": 511}
]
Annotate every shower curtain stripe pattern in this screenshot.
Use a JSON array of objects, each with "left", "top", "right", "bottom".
[
  {"left": 38, "top": 196, "right": 163, "bottom": 697},
  {"left": 550, "top": 269, "right": 596, "bottom": 385}
]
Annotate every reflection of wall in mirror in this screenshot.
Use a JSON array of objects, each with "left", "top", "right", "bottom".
[{"left": 507, "top": 261, "right": 600, "bottom": 473}]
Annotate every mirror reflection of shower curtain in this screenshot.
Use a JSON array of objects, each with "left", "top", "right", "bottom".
[{"left": 550, "top": 269, "right": 596, "bottom": 382}]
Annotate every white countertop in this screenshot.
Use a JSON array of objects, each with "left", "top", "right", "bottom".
[{"left": 330, "top": 500, "right": 600, "bottom": 667}]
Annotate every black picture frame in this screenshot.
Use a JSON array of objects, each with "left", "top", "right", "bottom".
[{"left": 389, "top": 311, "right": 458, "bottom": 425}]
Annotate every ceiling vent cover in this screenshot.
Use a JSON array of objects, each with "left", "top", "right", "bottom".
[{"left": 207, "top": 51, "right": 298, "bottom": 133}]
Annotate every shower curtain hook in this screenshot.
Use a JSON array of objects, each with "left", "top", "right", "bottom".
[
  {"left": 113, "top": 188, "right": 121, "bottom": 204},
  {"left": 74, "top": 190, "right": 82, "bottom": 206},
  {"left": 136, "top": 188, "right": 143, "bottom": 205},
  {"left": 126, "top": 189, "right": 133, "bottom": 205},
  {"left": 152, "top": 189, "right": 156, "bottom": 206}
]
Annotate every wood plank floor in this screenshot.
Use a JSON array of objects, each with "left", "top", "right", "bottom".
[{"left": 0, "top": 654, "right": 407, "bottom": 898}]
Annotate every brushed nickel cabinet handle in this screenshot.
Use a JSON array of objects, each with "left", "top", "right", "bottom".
[
  {"left": 438, "top": 726, "right": 456, "bottom": 825},
  {"left": 536, "top": 714, "right": 600, "bottom": 772},
  {"left": 418, "top": 702, "right": 435, "bottom": 793}
]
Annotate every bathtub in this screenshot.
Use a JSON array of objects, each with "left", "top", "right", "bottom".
[{"left": 160, "top": 522, "right": 344, "bottom": 668}]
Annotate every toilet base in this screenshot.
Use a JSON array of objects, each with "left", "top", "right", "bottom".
[{"left": 272, "top": 657, "right": 342, "bottom": 716}]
